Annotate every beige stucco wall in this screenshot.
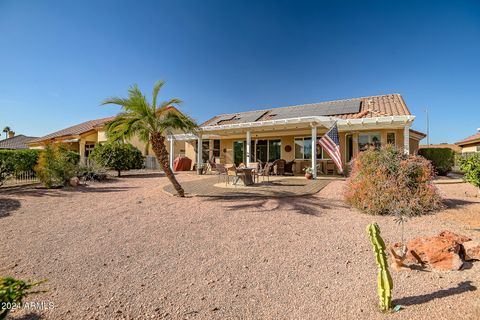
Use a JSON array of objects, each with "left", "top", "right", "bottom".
[
  {"left": 461, "top": 143, "right": 480, "bottom": 153},
  {"left": 184, "top": 127, "right": 421, "bottom": 171}
]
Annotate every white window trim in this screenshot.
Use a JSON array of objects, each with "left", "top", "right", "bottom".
[
  {"left": 386, "top": 132, "right": 396, "bottom": 146},
  {"left": 358, "top": 132, "right": 382, "bottom": 150},
  {"left": 294, "top": 136, "right": 330, "bottom": 160},
  {"left": 235, "top": 139, "right": 282, "bottom": 163}
]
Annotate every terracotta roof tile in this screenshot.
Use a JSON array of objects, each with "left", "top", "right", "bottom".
[
  {"left": 456, "top": 132, "right": 480, "bottom": 146},
  {"left": 0, "top": 135, "right": 39, "bottom": 149},
  {"left": 201, "top": 93, "right": 411, "bottom": 127},
  {"left": 31, "top": 116, "right": 116, "bottom": 143}
]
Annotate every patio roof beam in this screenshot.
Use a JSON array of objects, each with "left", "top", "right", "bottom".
[
  {"left": 199, "top": 115, "right": 415, "bottom": 133},
  {"left": 311, "top": 125, "right": 317, "bottom": 179}
]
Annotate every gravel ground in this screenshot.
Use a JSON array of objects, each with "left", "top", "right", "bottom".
[{"left": 1, "top": 173, "right": 479, "bottom": 320}]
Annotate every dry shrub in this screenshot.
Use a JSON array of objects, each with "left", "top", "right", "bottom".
[{"left": 344, "top": 145, "right": 443, "bottom": 216}]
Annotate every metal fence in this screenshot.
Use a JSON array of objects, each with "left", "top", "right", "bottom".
[
  {"left": 2, "top": 170, "right": 38, "bottom": 187},
  {"left": 145, "top": 156, "right": 160, "bottom": 170}
]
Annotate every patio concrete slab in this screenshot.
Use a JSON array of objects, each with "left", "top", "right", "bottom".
[{"left": 163, "top": 175, "right": 336, "bottom": 197}]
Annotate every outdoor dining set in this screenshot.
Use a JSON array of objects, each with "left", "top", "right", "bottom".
[{"left": 207, "top": 159, "right": 295, "bottom": 186}]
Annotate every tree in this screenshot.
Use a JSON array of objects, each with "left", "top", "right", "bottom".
[
  {"left": 102, "top": 80, "right": 197, "bottom": 197},
  {"left": 458, "top": 153, "right": 480, "bottom": 195},
  {"left": 2, "top": 126, "right": 10, "bottom": 139},
  {"left": 89, "top": 142, "right": 144, "bottom": 177}
]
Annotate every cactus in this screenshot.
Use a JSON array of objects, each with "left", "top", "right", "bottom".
[{"left": 366, "top": 223, "right": 393, "bottom": 311}]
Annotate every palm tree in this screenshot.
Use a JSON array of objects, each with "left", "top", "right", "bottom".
[
  {"left": 102, "top": 80, "right": 197, "bottom": 197},
  {"left": 3, "top": 126, "right": 11, "bottom": 139}
]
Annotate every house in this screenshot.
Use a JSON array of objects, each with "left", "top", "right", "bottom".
[
  {"left": 0, "top": 134, "right": 39, "bottom": 150},
  {"left": 28, "top": 93, "right": 426, "bottom": 178},
  {"left": 419, "top": 143, "right": 462, "bottom": 153},
  {"left": 455, "top": 129, "right": 480, "bottom": 154},
  {"left": 174, "top": 93, "right": 426, "bottom": 177}
]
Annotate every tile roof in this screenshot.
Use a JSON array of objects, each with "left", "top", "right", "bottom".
[
  {"left": 200, "top": 93, "right": 411, "bottom": 127},
  {"left": 456, "top": 132, "right": 480, "bottom": 146},
  {"left": 419, "top": 144, "right": 461, "bottom": 153},
  {"left": 0, "top": 135, "right": 39, "bottom": 149},
  {"left": 31, "top": 116, "right": 116, "bottom": 143}
]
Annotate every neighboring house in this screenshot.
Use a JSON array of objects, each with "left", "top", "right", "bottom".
[
  {"left": 27, "top": 116, "right": 185, "bottom": 160},
  {"left": 455, "top": 129, "right": 480, "bottom": 154},
  {"left": 419, "top": 143, "right": 462, "bottom": 153},
  {"left": 0, "top": 134, "right": 39, "bottom": 150},
  {"left": 173, "top": 93, "right": 426, "bottom": 177}
]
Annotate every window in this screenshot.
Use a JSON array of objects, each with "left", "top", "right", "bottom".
[
  {"left": 387, "top": 132, "right": 396, "bottom": 145},
  {"left": 256, "top": 140, "right": 268, "bottom": 162},
  {"left": 213, "top": 140, "right": 220, "bottom": 158},
  {"left": 345, "top": 134, "right": 353, "bottom": 162},
  {"left": 294, "top": 137, "right": 330, "bottom": 160},
  {"left": 85, "top": 143, "right": 95, "bottom": 157},
  {"left": 268, "top": 140, "right": 281, "bottom": 161},
  {"left": 359, "top": 133, "right": 381, "bottom": 151}
]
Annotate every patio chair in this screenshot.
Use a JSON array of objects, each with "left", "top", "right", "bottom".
[
  {"left": 284, "top": 160, "right": 295, "bottom": 175},
  {"left": 247, "top": 162, "right": 260, "bottom": 183},
  {"left": 208, "top": 159, "right": 217, "bottom": 173},
  {"left": 215, "top": 163, "right": 228, "bottom": 183},
  {"left": 258, "top": 162, "right": 272, "bottom": 182},
  {"left": 273, "top": 159, "right": 286, "bottom": 175},
  {"left": 227, "top": 165, "right": 245, "bottom": 187},
  {"left": 325, "top": 161, "right": 336, "bottom": 175}
]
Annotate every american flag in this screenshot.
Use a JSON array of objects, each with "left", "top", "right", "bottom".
[{"left": 318, "top": 122, "right": 343, "bottom": 173}]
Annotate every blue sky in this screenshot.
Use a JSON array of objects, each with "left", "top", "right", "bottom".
[{"left": 1, "top": 0, "right": 479, "bottom": 143}]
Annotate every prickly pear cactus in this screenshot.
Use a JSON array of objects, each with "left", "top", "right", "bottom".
[{"left": 366, "top": 223, "right": 393, "bottom": 311}]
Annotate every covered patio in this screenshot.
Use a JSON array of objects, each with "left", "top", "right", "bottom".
[{"left": 169, "top": 114, "right": 416, "bottom": 178}]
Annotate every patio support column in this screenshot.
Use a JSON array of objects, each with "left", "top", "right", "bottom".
[
  {"left": 197, "top": 135, "right": 203, "bottom": 169},
  {"left": 168, "top": 137, "right": 174, "bottom": 170},
  {"left": 403, "top": 125, "right": 410, "bottom": 155},
  {"left": 246, "top": 131, "right": 251, "bottom": 166},
  {"left": 311, "top": 125, "right": 317, "bottom": 179}
]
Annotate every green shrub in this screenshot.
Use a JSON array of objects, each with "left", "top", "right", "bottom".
[
  {"left": 344, "top": 145, "right": 443, "bottom": 216},
  {"left": 0, "top": 149, "right": 41, "bottom": 173},
  {"left": 418, "top": 148, "right": 455, "bottom": 176},
  {"left": 0, "top": 277, "right": 46, "bottom": 320},
  {"left": 457, "top": 153, "right": 480, "bottom": 191},
  {"left": 65, "top": 150, "right": 80, "bottom": 165},
  {"left": 34, "top": 144, "right": 77, "bottom": 188},
  {"left": 89, "top": 142, "right": 144, "bottom": 177},
  {"left": 0, "top": 160, "right": 10, "bottom": 186}
]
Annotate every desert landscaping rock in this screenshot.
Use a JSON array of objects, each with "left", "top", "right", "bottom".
[
  {"left": 406, "top": 231, "right": 472, "bottom": 271},
  {"left": 1, "top": 173, "right": 479, "bottom": 319},
  {"left": 463, "top": 241, "right": 480, "bottom": 261}
]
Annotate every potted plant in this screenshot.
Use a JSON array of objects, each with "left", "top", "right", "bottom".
[{"left": 303, "top": 167, "right": 313, "bottom": 179}]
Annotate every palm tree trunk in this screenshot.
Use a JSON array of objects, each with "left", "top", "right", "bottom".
[{"left": 150, "top": 132, "right": 185, "bottom": 197}]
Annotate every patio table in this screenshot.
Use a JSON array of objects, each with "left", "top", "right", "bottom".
[{"left": 235, "top": 167, "right": 255, "bottom": 186}]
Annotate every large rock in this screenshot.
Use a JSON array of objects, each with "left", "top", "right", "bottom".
[
  {"left": 406, "top": 231, "right": 471, "bottom": 271},
  {"left": 463, "top": 240, "right": 480, "bottom": 261},
  {"left": 69, "top": 177, "right": 80, "bottom": 187}
]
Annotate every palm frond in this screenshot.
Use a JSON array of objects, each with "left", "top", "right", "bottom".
[{"left": 152, "top": 80, "right": 165, "bottom": 108}]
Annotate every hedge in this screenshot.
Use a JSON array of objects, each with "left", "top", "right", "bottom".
[
  {"left": 0, "top": 149, "right": 41, "bottom": 172},
  {"left": 0, "top": 149, "right": 79, "bottom": 173},
  {"left": 418, "top": 148, "right": 455, "bottom": 176}
]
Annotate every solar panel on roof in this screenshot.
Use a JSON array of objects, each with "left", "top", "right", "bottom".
[{"left": 211, "top": 99, "right": 362, "bottom": 125}]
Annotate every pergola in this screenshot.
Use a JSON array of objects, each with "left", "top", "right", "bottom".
[{"left": 169, "top": 115, "right": 415, "bottom": 179}]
